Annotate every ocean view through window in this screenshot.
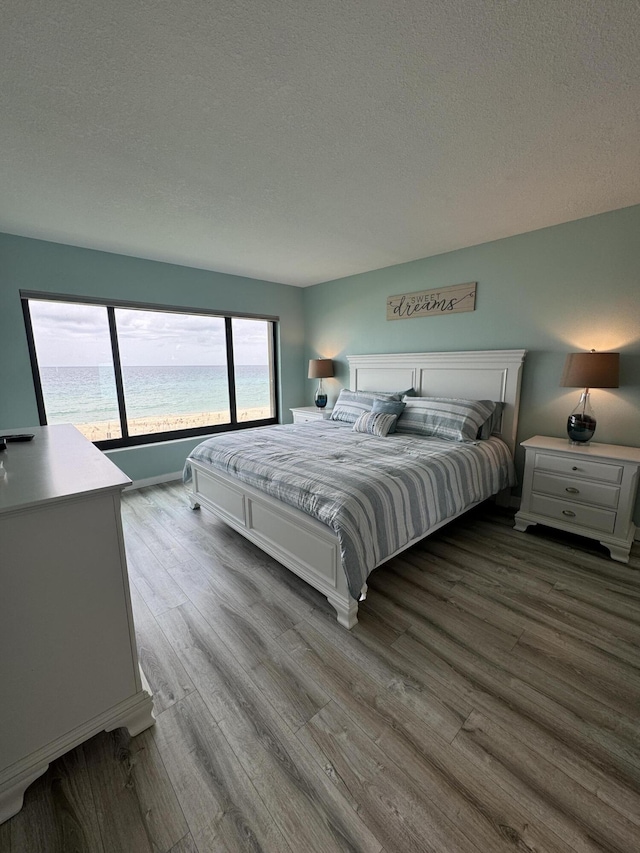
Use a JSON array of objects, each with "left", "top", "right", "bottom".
[{"left": 23, "top": 296, "right": 278, "bottom": 448}]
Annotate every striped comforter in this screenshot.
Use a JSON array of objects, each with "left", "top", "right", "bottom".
[{"left": 185, "top": 421, "right": 515, "bottom": 599}]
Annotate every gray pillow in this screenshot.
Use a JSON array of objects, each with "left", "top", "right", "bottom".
[
  {"left": 477, "top": 401, "right": 505, "bottom": 439},
  {"left": 372, "top": 398, "right": 406, "bottom": 433}
]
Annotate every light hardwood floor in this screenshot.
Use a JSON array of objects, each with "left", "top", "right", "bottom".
[{"left": 2, "top": 481, "right": 640, "bottom": 852}]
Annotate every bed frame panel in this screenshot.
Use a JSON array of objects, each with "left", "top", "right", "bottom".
[{"left": 187, "top": 349, "right": 526, "bottom": 628}]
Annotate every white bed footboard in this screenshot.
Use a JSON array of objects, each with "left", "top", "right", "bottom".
[{"left": 187, "top": 460, "right": 359, "bottom": 628}]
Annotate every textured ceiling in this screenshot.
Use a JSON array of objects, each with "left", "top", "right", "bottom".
[{"left": 1, "top": 1, "right": 639, "bottom": 286}]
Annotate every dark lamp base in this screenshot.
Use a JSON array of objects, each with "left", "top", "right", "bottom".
[{"left": 567, "top": 414, "right": 596, "bottom": 444}]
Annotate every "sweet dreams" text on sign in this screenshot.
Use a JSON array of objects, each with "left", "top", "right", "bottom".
[{"left": 387, "top": 282, "right": 477, "bottom": 321}]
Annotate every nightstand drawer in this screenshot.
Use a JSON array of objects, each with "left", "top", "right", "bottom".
[
  {"left": 532, "top": 471, "right": 620, "bottom": 509},
  {"left": 530, "top": 493, "right": 616, "bottom": 534},
  {"left": 534, "top": 452, "right": 622, "bottom": 484}
]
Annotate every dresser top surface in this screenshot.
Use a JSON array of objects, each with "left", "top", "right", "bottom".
[
  {"left": 0, "top": 424, "right": 131, "bottom": 514},
  {"left": 521, "top": 435, "right": 640, "bottom": 464}
]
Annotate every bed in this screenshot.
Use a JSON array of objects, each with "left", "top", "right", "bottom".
[{"left": 185, "top": 349, "right": 526, "bottom": 628}]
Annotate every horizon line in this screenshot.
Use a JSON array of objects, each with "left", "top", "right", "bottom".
[{"left": 39, "top": 363, "right": 268, "bottom": 368}]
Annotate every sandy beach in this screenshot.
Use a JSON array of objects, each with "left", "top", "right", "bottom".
[{"left": 75, "top": 406, "right": 272, "bottom": 442}]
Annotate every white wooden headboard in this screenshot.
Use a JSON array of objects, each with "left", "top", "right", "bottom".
[{"left": 347, "top": 349, "right": 527, "bottom": 456}]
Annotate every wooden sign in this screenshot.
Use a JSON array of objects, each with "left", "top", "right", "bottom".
[{"left": 387, "top": 282, "right": 477, "bottom": 321}]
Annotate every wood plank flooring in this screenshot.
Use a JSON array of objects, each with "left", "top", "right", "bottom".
[{"left": 2, "top": 481, "right": 639, "bottom": 853}]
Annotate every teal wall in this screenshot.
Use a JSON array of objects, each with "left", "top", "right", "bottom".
[
  {"left": 0, "top": 233, "right": 305, "bottom": 481},
  {"left": 2, "top": 206, "right": 639, "bottom": 522},
  {"left": 302, "top": 205, "right": 640, "bottom": 518}
]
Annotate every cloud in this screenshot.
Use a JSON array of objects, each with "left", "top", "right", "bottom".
[
  {"left": 30, "top": 301, "right": 107, "bottom": 339},
  {"left": 29, "top": 299, "right": 273, "bottom": 366}
]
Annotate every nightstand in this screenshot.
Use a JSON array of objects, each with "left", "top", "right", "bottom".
[
  {"left": 514, "top": 435, "right": 640, "bottom": 562},
  {"left": 290, "top": 406, "right": 333, "bottom": 424}
]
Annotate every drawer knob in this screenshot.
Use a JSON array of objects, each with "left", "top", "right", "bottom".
[
  {"left": 571, "top": 466, "right": 579, "bottom": 471},
  {"left": 562, "top": 510, "right": 576, "bottom": 517},
  {"left": 565, "top": 487, "right": 579, "bottom": 494}
]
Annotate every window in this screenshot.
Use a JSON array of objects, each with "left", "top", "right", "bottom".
[
  {"left": 23, "top": 295, "right": 278, "bottom": 448},
  {"left": 114, "top": 308, "right": 231, "bottom": 437},
  {"left": 231, "top": 317, "right": 276, "bottom": 423}
]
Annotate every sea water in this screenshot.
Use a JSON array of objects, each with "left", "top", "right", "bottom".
[{"left": 40, "top": 365, "right": 271, "bottom": 424}]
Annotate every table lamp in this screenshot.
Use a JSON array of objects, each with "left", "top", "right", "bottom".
[
  {"left": 560, "top": 350, "right": 619, "bottom": 444},
  {"left": 308, "top": 358, "right": 334, "bottom": 409}
]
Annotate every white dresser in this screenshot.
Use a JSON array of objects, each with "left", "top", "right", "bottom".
[
  {"left": 290, "top": 406, "right": 333, "bottom": 423},
  {"left": 0, "top": 425, "right": 154, "bottom": 824},
  {"left": 514, "top": 435, "right": 640, "bottom": 562}
]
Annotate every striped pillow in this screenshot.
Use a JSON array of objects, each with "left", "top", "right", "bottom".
[
  {"left": 330, "top": 389, "right": 400, "bottom": 424},
  {"left": 396, "top": 397, "right": 496, "bottom": 442},
  {"left": 352, "top": 411, "right": 398, "bottom": 436}
]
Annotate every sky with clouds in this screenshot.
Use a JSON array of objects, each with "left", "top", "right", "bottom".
[{"left": 29, "top": 300, "right": 271, "bottom": 366}]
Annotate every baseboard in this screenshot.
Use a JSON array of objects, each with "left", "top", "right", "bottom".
[{"left": 125, "top": 471, "right": 183, "bottom": 491}]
